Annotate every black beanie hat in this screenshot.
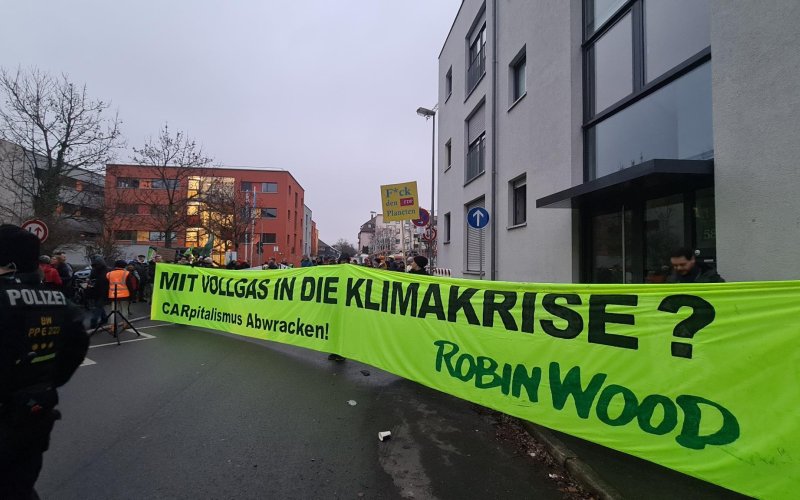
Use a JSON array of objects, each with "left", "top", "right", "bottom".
[
  {"left": 0, "top": 224, "right": 40, "bottom": 273},
  {"left": 413, "top": 255, "right": 428, "bottom": 268}
]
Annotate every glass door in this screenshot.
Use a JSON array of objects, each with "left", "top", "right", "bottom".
[{"left": 590, "top": 207, "right": 633, "bottom": 283}]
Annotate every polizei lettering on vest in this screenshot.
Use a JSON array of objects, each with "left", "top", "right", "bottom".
[{"left": 5, "top": 289, "right": 67, "bottom": 307}]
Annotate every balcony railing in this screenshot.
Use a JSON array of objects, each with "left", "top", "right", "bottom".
[{"left": 467, "top": 53, "right": 486, "bottom": 93}]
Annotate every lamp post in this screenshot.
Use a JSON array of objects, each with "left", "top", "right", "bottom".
[{"left": 416, "top": 106, "right": 436, "bottom": 265}]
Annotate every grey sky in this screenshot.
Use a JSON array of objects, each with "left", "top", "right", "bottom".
[{"left": 0, "top": 0, "right": 460, "bottom": 245}]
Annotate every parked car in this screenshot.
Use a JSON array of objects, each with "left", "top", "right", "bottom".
[{"left": 74, "top": 266, "right": 92, "bottom": 280}]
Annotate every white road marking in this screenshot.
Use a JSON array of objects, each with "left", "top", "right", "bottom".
[
  {"left": 89, "top": 331, "right": 157, "bottom": 349},
  {"left": 81, "top": 357, "right": 97, "bottom": 366}
]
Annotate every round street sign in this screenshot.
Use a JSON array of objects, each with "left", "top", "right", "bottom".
[
  {"left": 422, "top": 227, "right": 437, "bottom": 242},
  {"left": 467, "top": 207, "right": 490, "bottom": 229},
  {"left": 21, "top": 219, "right": 49, "bottom": 243},
  {"left": 412, "top": 208, "right": 430, "bottom": 227}
]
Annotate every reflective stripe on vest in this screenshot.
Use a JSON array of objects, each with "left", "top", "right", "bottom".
[{"left": 106, "top": 269, "right": 130, "bottom": 299}]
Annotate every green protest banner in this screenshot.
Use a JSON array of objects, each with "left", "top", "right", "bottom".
[{"left": 151, "top": 263, "right": 800, "bottom": 498}]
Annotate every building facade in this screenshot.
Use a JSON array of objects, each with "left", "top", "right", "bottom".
[
  {"left": 436, "top": 0, "right": 800, "bottom": 282},
  {"left": 0, "top": 138, "right": 104, "bottom": 263},
  {"left": 105, "top": 164, "right": 308, "bottom": 266}
]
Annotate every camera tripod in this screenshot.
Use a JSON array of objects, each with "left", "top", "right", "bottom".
[{"left": 91, "top": 283, "right": 141, "bottom": 345}]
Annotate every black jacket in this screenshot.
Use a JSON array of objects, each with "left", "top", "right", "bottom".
[
  {"left": 0, "top": 274, "right": 88, "bottom": 415},
  {"left": 667, "top": 263, "right": 725, "bottom": 283}
]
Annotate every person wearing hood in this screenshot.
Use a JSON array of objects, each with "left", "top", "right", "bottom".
[
  {"left": 408, "top": 255, "right": 430, "bottom": 275},
  {"left": 85, "top": 256, "right": 110, "bottom": 329}
]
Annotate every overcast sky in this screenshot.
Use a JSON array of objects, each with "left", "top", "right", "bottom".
[{"left": 0, "top": 0, "right": 460, "bottom": 245}]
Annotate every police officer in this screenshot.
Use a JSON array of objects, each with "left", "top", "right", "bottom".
[{"left": 0, "top": 224, "right": 88, "bottom": 499}]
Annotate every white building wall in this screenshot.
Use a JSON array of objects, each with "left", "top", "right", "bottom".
[
  {"left": 436, "top": 0, "right": 580, "bottom": 282},
  {"left": 711, "top": 0, "right": 800, "bottom": 281}
]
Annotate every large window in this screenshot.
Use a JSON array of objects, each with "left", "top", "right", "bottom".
[
  {"left": 466, "top": 104, "right": 486, "bottom": 182},
  {"left": 261, "top": 182, "right": 278, "bottom": 193},
  {"left": 115, "top": 230, "right": 134, "bottom": 240},
  {"left": 151, "top": 179, "right": 179, "bottom": 190},
  {"left": 645, "top": 0, "right": 710, "bottom": 82},
  {"left": 510, "top": 48, "right": 527, "bottom": 103},
  {"left": 467, "top": 136, "right": 485, "bottom": 182},
  {"left": 588, "top": 63, "right": 712, "bottom": 178},
  {"left": 467, "top": 24, "right": 486, "bottom": 93},
  {"left": 590, "top": 12, "right": 632, "bottom": 114},
  {"left": 586, "top": 0, "right": 628, "bottom": 33},
  {"left": 116, "top": 177, "right": 139, "bottom": 189},
  {"left": 241, "top": 181, "right": 253, "bottom": 192},
  {"left": 261, "top": 207, "right": 277, "bottom": 218},
  {"left": 583, "top": 0, "right": 711, "bottom": 179},
  {"left": 261, "top": 233, "right": 276, "bottom": 244},
  {"left": 511, "top": 176, "right": 526, "bottom": 226},
  {"left": 149, "top": 231, "right": 176, "bottom": 242}
]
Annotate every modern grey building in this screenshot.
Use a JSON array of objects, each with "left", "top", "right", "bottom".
[{"left": 436, "top": 0, "right": 800, "bottom": 283}]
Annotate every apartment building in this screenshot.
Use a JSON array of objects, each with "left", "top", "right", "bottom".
[
  {"left": 106, "top": 164, "right": 309, "bottom": 266},
  {"left": 0, "top": 138, "right": 104, "bottom": 246},
  {"left": 436, "top": 0, "right": 800, "bottom": 282}
]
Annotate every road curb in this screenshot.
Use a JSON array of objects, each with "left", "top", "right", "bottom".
[{"left": 522, "top": 422, "right": 623, "bottom": 500}]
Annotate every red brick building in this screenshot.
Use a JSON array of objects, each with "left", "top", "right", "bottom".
[{"left": 105, "top": 164, "right": 310, "bottom": 266}]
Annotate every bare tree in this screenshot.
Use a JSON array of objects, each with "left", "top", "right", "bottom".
[
  {"left": 0, "top": 67, "right": 122, "bottom": 224},
  {"left": 130, "top": 124, "right": 213, "bottom": 248},
  {"left": 332, "top": 239, "right": 358, "bottom": 257},
  {"left": 200, "top": 178, "right": 256, "bottom": 254}
]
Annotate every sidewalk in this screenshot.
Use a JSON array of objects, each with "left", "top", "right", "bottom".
[{"left": 523, "top": 423, "right": 748, "bottom": 499}]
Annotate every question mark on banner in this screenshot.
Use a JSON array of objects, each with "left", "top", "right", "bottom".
[{"left": 657, "top": 294, "right": 716, "bottom": 359}]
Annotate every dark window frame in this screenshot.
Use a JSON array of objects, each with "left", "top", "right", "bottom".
[
  {"left": 511, "top": 175, "right": 527, "bottom": 226},
  {"left": 510, "top": 47, "right": 527, "bottom": 104},
  {"left": 582, "top": 0, "right": 711, "bottom": 181},
  {"left": 445, "top": 67, "right": 453, "bottom": 101},
  {"left": 466, "top": 134, "right": 486, "bottom": 183},
  {"left": 116, "top": 177, "right": 139, "bottom": 189},
  {"left": 444, "top": 212, "right": 451, "bottom": 243},
  {"left": 260, "top": 207, "right": 278, "bottom": 219},
  {"left": 261, "top": 182, "right": 278, "bottom": 193},
  {"left": 467, "top": 23, "right": 487, "bottom": 94},
  {"left": 261, "top": 233, "right": 277, "bottom": 244}
]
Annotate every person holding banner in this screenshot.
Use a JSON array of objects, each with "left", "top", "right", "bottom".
[
  {"left": 132, "top": 255, "right": 150, "bottom": 303},
  {"left": 667, "top": 248, "right": 725, "bottom": 283}
]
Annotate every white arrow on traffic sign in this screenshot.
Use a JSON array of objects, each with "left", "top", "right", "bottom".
[
  {"left": 467, "top": 207, "right": 490, "bottom": 229},
  {"left": 21, "top": 219, "right": 49, "bottom": 243}
]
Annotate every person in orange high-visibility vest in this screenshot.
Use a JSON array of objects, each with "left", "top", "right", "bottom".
[
  {"left": 106, "top": 260, "right": 132, "bottom": 301},
  {"left": 106, "top": 260, "right": 139, "bottom": 321}
]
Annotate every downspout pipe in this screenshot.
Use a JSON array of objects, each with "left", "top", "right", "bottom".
[{"left": 490, "top": 0, "right": 498, "bottom": 280}]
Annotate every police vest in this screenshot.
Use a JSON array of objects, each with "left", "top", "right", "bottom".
[
  {"left": 0, "top": 280, "right": 72, "bottom": 408},
  {"left": 106, "top": 269, "right": 130, "bottom": 299}
]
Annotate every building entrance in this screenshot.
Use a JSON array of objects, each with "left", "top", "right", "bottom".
[{"left": 585, "top": 187, "right": 716, "bottom": 283}]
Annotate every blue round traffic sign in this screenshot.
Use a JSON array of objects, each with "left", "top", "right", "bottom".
[
  {"left": 412, "top": 208, "right": 430, "bottom": 227},
  {"left": 467, "top": 207, "right": 490, "bottom": 229}
]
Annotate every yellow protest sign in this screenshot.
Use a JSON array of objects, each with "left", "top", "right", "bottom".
[{"left": 380, "top": 181, "right": 420, "bottom": 221}]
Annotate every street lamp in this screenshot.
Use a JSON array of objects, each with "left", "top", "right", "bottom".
[{"left": 416, "top": 106, "right": 436, "bottom": 265}]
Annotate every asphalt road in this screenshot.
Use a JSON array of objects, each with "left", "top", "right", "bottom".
[{"left": 37, "top": 304, "right": 569, "bottom": 499}]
